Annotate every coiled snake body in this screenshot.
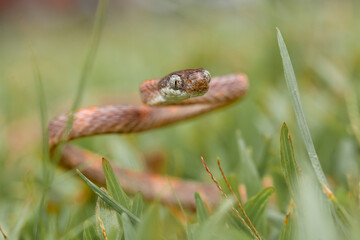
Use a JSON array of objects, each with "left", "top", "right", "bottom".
[{"left": 49, "top": 68, "right": 248, "bottom": 209}]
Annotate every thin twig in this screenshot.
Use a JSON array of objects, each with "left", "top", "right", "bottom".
[
  {"left": 217, "top": 157, "right": 262, "bottom": 240},
  {"left": 201, "top": 157, "right": 259, "bottom": 240}
]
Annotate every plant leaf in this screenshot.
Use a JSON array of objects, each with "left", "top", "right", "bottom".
[
  {"left": 195, "top": 192, "right": 209, "bottom": 223},
  {"left": 230, "top": 187, "right": 274, "bottom": 233},
  {"left": 95, "top": 193, "right": 122, "bottom": 240},
  {"left": 193, "top": 199, "right": 253, "bottom": 239},
  {"left": 102, "top": 158, "right": 130, "bottom": 210},
  {"left": 276, "top": 27, "right": 328, "bottom": 188},
  {"left": 83, "top": 220, "right": 97, "bottom": 240},
  {"left": 134, "top": 205, "right": 161, "bottom": 240},
  {"left": 219, "top": 174, "right": 242, "bottom": 202},
  {"left": 77, "top": 169, "right": 140, "bottom": 224},
  {"left": 70, "top": 0, "right": 108, "bottom": 113},
  {"left": 257, "top": 137, "right": 271, "bottom": 177},
  {"left": 122, "top": 213, "right": 136, "bottom": 240},
  {"left": 277, "top": 29, "right": 351, "bottom": 237},
  {"left": 271, "top": 168, "right": 290, "bottom": 212},
  {"left": 322, "top": 184, "right": 352, "bottom": 234},
  {"left": 236, "top": 130, "right": 261, "bottom": 198},
  {"left": 131, "top": 192, "right": 144, "bottom": 218},
  {"left": 280, "top": 123, "right": 301, "bottom": 199},
  {"left": 244, "top": 187, "right": 274, "bottom": 228},
  {"left": 279, "top": 200, "right": 297, "bottom": 240}
]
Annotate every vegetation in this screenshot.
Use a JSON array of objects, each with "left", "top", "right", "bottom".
[{"left": 0, "top": 0, "right": 359, "bottom": 239}]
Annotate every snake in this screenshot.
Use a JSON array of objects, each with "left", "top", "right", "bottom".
[{"left": 48, "top": 68, "right": 248, "bottom": 210}]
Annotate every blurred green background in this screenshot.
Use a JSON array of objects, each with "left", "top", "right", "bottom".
[{"left": 0, "top": 0, "right": 359, "bottom": 239}]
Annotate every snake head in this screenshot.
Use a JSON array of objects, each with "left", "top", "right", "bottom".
[{"left": 158, "top": 68, "right": 211, "bottom": 103}]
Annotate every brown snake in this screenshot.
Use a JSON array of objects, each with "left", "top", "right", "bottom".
[{"left": 48, "top": 68, "right": 248, "bottom": 210}]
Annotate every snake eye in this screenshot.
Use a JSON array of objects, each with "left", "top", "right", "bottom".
[
  {"left": 203, "top": 70, "right": 211, "bottom": 83},
  {"left": 169, "top": 75, "right": 182, "bottom": 90}
]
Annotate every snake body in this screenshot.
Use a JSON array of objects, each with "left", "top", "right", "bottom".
[{"left": 49, "top": 69, "right": 248, "bottom": 209}]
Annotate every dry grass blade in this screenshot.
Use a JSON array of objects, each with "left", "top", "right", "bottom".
[
  {"left": 0, "top": 225, "right": 7, "bottom": 239},
  {"left": 217, "top": 157, "right": 262, "bottom": 240},
  {"left": 201, "top": 157, "right": 225, "bottom": 196},
  {"left": 201, "top": 157, "right": 260, "bottom": 240}
]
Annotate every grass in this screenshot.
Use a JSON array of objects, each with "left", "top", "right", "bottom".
[
  {"left": 0, "top": 1, "right": 360, "bottom": 239},
  {"left": 31, "top": 0, "right": 108, "bottom": 238},
  {"left": 277, "top": 28, "right": 328, "bottom": 188}
]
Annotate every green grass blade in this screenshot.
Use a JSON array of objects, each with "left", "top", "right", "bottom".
[
  {"left": 131, "top": 193, "right": 144, "bottom": 218},
  {"left": 167, "top": 178, "right": 193, "bottom": 239},
  {"left": 31, "top": 49, "right": 51, "bottom": 239},
  {"left": 277, "top": 29, "right": 352, "bottom": 238},
  {"left": 83, "top": 220, "right": 97, "bottom": 240},
  {"left": 102, "top": 158, "right": 130, "bottom": 210},
  {"left": 236, "top": 130, "right": 261, "bottom": 198},
  {"left": 30, "top": 4, "right": 109, "bottom": 232},
  {"left": 276, "top": 28, "right": 329, "bottom": 188},
  {"left": 257, "top": 137, "right": 271, "bottom": 177},
  {"left": 134, "top": 205, "right": 161, "bottom": 240},
  {"left": 271, "top": 168, "right": 290, "bottom": 212},
  {"left": 70, "top": 0, "right": 108, "bottom": 113},
  {"left": 10, "top": 200, "right": 31, "bottom": 240},
  {"left": 322, "top": 184, "right": 352, "bottom": 235},
  {"left": 230, "top": 187, "right": 274, "bottom": 233},
  {"left": 51, "top": 0, "right": 108, "bottom": 166},
  {"left": 95, "top": 194, "right": 122, "bottom": 240},
  {"left": 297, "top": 178, "right": 339, "bottom": 240},
  {"left": 122, "top": 213, "right": 136, "bottom": 240},
  {"left": 194, "top": 192, "right": 209, "bottom": 223},
  {"left": 60, "top": 216, "right": 96, "bottom": 240},
  {"left": 31, "top": 49, "right": 50, "bottom": 179},
  {"left": 243, "top": 187, "right": 274, "bottom": 228},
  {"left": 100, "top": 158, "right": 127, "bottom": 234},
  {"left": 280, "top": 123, "right": 301, "bottom": 198},
  {"left": 279, "top": 200, "right": 297, "bottom": 240},
  {"left": 219, "top": 174, "right": 242, "bottom": 201},
  {"left": 76, "top": 169, "right": 140, "bottom": 224},
  {"left": 195, "top": 199, "right": 254, "bottom": 240}
]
